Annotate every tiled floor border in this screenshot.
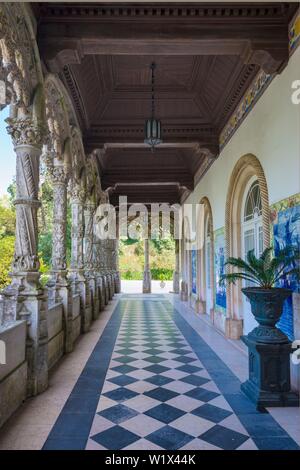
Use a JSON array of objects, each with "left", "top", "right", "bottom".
[
  {"left": 42, "top": 301, "right": 126, "bottom": 450},
  {"left": 165, "top": 301, "right": 300, "bottom": 450},
  {"left": 43, "top": 296, "right": 300, "bottom": 450}
]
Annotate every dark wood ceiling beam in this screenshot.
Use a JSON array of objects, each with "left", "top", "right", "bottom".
[
  {"left": 37, "top": 2, "right": 297, "bottom": 74},
  {"left": 84, "top": 128, "right": 219, "bottom": 152},
  {"left": 101, "top": 170, "right": 194, "bottom": 191}
]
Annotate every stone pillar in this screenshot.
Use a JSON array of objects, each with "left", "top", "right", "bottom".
[
  {"left": 93, "top": 238, "right": 105, "bottom": 313},
  {"left": 143, "top": 238, "right": 151, "bottom": 294},
  {"left": 112, "top": 239, "right": 121, "bottom": 293},
  {"left": 91, "top": 228, "right": 100, "bottom": 318},
  {"left": 104, "top": 239, "right": 114, "bottom": 300},
  {"left": 173, "top": 239, "right": 180, "bottom": 294},
  {"left": 3, "top": 117, "right": 48, "bottom": 396},
  {"left": 47, "top": 162, "right": 73, "bottom": 353},
  {"left": 69, "top": 183, "right": 92, "bottom": 332},
  {"left": 84, "top": 199, "right": 98, "bottom": 319}
]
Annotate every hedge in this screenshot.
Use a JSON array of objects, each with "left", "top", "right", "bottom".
[{"left": 121, "top": 268, "right": 173, "bottom": 281}]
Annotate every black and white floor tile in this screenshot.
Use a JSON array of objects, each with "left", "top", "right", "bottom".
[
  {"left": 86, "top": 299, "right": 256, "bottom": 450},
  {"left": 43, "top": 296, "right": 299, "bottom": 450}
]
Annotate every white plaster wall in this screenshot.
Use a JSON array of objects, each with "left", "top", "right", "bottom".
[{"left": 185, "top": 47, "right": 300, "bottom": 229}]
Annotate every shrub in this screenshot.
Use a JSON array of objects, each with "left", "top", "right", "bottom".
[
  {"left": 0, "top": 235, "right": 15, "bottom": 289},
  {"left": 150, "top": 268, "right": 173, "bottom": 280}
]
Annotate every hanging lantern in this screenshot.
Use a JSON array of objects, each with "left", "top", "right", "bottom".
[{"left": 144, "top": 63, "right": 162, "bottom": 150}]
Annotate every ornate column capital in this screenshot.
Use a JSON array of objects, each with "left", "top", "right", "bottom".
[
  {"left": 69, "top": 181, "right": 85, "bottom": 204},
  {"left": 48, "top": 164, "right": 70, "bottom": 185},
  {"left": 6, "top": 117, "right": 45, "bottom": 149}
]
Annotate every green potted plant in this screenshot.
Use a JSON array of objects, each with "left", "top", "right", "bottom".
[
  {"left": 220, "top": 246, "right": 299, "bottom": 341},
  {"left": 220, "top": 245, "right": 299, "bottom": 408}
]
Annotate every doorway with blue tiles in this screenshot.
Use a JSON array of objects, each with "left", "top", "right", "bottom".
[{"left": 42, "top": 295, "right": 299, "bottom": 450}]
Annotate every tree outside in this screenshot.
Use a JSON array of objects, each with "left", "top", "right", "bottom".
[{"left": 119, "top": 237, "right": 175, "bottom": 281}]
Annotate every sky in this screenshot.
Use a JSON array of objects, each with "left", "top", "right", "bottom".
[{"left": 0, "top": 107, "right": 16, "bottom": 196}]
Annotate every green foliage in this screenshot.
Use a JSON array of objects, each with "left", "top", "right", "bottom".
[
  {"left": 0, "top": 197, "right": 15, "bottom": 237},
  {"left": 150, "top": 268, "right": 173, "bottom": 280},
  {"left": 0, "top": 235, "right": 15, "bottom": 288},
  {"left": 220, "top": 246, "right": 300, "bottom": 289},
  {"left": 121, "top": 238, "right": 139, "bottom": 246},
  {"left": 120, "top": 268, "right": 173, "bottom": 281},
  {"left": 122, "top": 270, "right": 143, "bottom": 280},
  {"left": 150, "top": 238, "right": 175, "bottom": 253},
  {"left": 7, "top": 179, "right": 16, "bottom": 204},
  {"left": 0, "top": 195, "right": 16, "bottom": 288},
  {"left": 38, "top": 232, "right": 53, "bottom": 269}
]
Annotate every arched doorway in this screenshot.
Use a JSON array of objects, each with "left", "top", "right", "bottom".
[
  {"left": 199, "top": 197, "right": 214, "bottom": 319},
  {"left": 241, "top": 177, "right": 263, "bottom": 334},
  {"left": 225, "top": 154, "right": 270, "bottom": 338}
]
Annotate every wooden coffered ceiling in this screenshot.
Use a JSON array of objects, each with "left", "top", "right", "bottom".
[{"left": 35, "top": 2, "right": 298, "bottom": 205}]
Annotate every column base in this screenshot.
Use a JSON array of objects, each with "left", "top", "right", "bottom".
[
  {"left": 225, "top": 318, "right": 243, "bottom": 339},
  {"left": 241, "top": 334, "right": 299, "bottom": 409},
  {"left": 76, "top": 272, "right": 92, "bottom": 333},
  {"left": 143, "top": 270, "right": 151, "bottom": 293},
  {"left": 48, "top": 271, "right": 73, "bottom": 354},
  {"left": 180, "top": 281, "right": 188, "bottom": 301},
  {"left": 1, "top": 272, "right": 48, "bottom": 397},
  {"left": 173, "top": 271, "right": 180, "bottom": 294},
  {"left": 241, "top": 380, "right": 299, "bottom": 410},
  {"left": 114, "top": 271, "right": 121, "bottom": 293},
  {"left": 189, "top": 295, "right": 201, "bottom": 313},
  {"left": 108, "top": 273, "right": 114, "bottom": 300}
]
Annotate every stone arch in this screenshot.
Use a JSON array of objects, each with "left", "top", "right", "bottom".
[
  {"left": 199, "top": 196, "right": 215, "bottom": 318},
  {"left": 70, "top": 126, "right": 86, "bottom": 182},
  {"left": 44, "top": 74, "right": 71, "bottom": 163},
  {"left": 0, "top": 4, "right": 43, "bottom": 113},
  {"left": 224, "top": 153, "right": 270, "bottom": 335}
]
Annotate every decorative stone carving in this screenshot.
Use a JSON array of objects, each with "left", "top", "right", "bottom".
[
  {"left": 84, "top": 201, "right": 96, "bottom": 271},
  {"left": 0, "top": 5, "right": 34, "bottom": 109},
  {"left": 70, "top": 181, "right": 85, "bottom": 273},
  {"left": 5, "top": 118, "right": 45, "bottom": 276},
  {"left": 47, "top": 163, "right": 69, "bottom": 272}
]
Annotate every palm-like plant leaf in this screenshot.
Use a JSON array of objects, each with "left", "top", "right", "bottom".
[{"left": 220, "top": 245, "right": 299, "bottom": 288}]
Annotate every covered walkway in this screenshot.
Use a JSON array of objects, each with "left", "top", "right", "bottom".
[
  {"left": 0, "top": 295, "right": 299, "bottom": 450},
  {"left": 0, "top": 2, "right": 299, "bottom": 452}
]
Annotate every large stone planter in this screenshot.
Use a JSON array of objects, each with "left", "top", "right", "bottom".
[{"left": 241, "top": 287, "right": 299, "bottom": 409}]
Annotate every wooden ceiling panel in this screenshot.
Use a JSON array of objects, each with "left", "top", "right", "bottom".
[{"left": 37, "top": 2, "right": 298, "bottom": 204}]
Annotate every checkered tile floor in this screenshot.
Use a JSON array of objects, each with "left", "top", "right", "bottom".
[{"left": 86, "top": 299, "right": 256, "bottom": 450}]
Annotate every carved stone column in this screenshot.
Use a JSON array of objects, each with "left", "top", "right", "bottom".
[
  {"left": 2, "top": 117, "right": 48, "bottom": 396},
  {"left": 47, "top": 163, "right": 73, "bottom": 353},
  {"left": 93, "top": 237, "right": 105, "bottom": 312},
  {"left": 84, "top": 199, "right": 98, "bottom": 319},
  {"left": 69, "top": 183, "right": 92, "bottom": 332},
  {"left": 99, "top": 239, "right": 109, "bottom": 305},
  {"left": 112, "top": 238, "right": 121, "bottom": 293},
  {"left": 100, "top": 239, "right": 112, "bottom": 300},
  {"left": 173, "top": 239, "right": 180, "bottom": 294},
  {"left": 143, "top": 238, "right": 151, "bottom": 294}
]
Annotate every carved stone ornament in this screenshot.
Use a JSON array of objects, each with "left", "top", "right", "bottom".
[
  {"left": 6, "top": 118, "right": 45, "bottom": 149},
  {"left": 48, "top": 164, "right": 70, "bottom": 185},
  {"left": 0, "top": 4, "right": 38, "bottom": 109},
  {"left": 69, "top": 180, "right": 85, "bottom": 203}
]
